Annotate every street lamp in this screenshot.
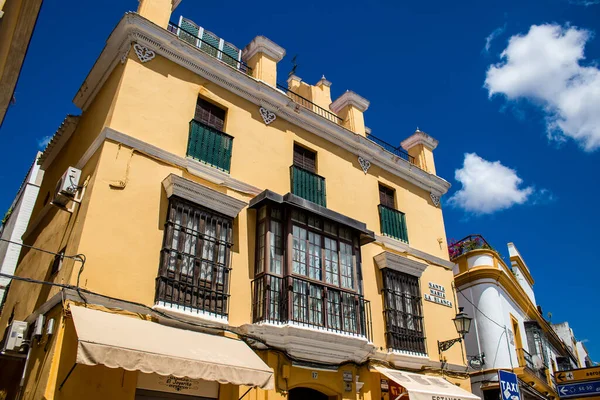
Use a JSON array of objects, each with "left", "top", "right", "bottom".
[{"left": 438, "top": 308, "right": 473, "bottom": 357}]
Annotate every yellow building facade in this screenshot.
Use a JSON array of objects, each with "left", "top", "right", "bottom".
[{"left": 0, "top": 1, "right": 478, "bottom": 400}]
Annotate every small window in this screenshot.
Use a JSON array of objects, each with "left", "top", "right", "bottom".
[
  {"left": 293, "top": 144, "right": 316, "bottom": 173},
  {"left": 379, "top": 184, "right": 395, "bottom": 208},
  {"left": 51, "top": 247, "right": 66, "bottom": 275},
  {"left": 156, "top": 197, "right": 233, "bottom": 317},
  {"left": 195, "top": 97, "right": 226, "bottom": 131},
  {"left": 382, "top": 269, "right": 426, "bottom": 354}
]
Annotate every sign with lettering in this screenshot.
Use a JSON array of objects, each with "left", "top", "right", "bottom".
[
  {"left": 424, "top": 282, "right": 453, "bottom": 308},
  {"left": 136, "top": 373, "right": 218, "bottom": 398},
  {"left": 380, "top": 379, "right": 389, "bottom": 392},
  {"left": 557, "top": 381, "right": 600, "bottom": 398},
  {"left": 556, "top": 367, "right": 600, "bottom": 383},
  {"left": 343, "top": 370, "right": 353, "bottom": 382},
  {"left": 499, "top": 370, "right": 521, "bottom": 400}
]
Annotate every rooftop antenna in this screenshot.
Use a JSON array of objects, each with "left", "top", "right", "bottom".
[{"left": 288, "top": 55, "right": 299, "bottom": 77}]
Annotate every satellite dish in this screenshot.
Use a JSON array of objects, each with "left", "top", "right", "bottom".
[{"left": 532, "top": 355, "right": 545, "bottom": 369}]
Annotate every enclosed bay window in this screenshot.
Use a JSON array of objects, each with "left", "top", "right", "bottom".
[{"left": 251, "top": 191, "right": 374, "bottom": 339}]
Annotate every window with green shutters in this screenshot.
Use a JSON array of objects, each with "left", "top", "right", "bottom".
[
  {"left": 378, "top": 184, "right": 408, "bottom": 243},
  {"left": 291, "top": 145, "right": 326, "bottom": 206},
  {"left": 187, "top": 98, "right": 233, "bottom": 173}
]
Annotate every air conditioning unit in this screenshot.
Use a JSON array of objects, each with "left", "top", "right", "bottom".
[
  {"left": 1, "top": 320, "right": 27, "bottom": 352},
  {"left": 53, "top": 167, "right": 81, "bottom": 207}
]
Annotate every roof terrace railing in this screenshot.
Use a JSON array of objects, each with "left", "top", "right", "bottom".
[
  {"left": 448, "top": 234, "right": 495, "bottom": 260},
  {"left": 276, "top": 83, "right": 343, "bottom": 125},
  {"left": 366, "top": 133, "right": 414, "bottom": 164},
  {"left": 167, "top": 21, "right": 253, "bottom": 75}
]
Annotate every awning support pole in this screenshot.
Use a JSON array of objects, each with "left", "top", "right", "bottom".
[
  {"left": 238, "top": 387, "right": 253, "bottom": 400},
  {"left": 59, "top": 363, "right": 77, "bottom": 391}
]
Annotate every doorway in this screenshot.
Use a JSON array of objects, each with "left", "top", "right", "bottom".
[{"left": 288, "top": 387, "right": 329, "bottom": 400}]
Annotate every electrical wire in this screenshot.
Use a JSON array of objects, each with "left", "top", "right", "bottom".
[
  {"left": 457, "top": 289, "right": 505, "bottom": 329},
  {"left": 1, "top": 239, "right": 471, "bottom": 377},
  {"left": 0, "top": 238, "right": 83, "bottom": 261}
]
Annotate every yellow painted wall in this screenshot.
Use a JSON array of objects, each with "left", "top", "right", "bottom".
[{"left": 1, "top": 33, "right": 468, "bottom": 399}]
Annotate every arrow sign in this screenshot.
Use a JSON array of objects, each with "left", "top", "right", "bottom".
[
  {"left": 557, "top": 380, "right": 600, "bottom": 398},
  {"left": 557, "top": 366, "right": 600, "bottom": 383}
]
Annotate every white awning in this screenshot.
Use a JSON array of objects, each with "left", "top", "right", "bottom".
[
  {"left": 375, "top": 366, "right": 480, "bottom": 400},
  {"left": 70, "top": 306, "right": 274, "bottom": 389}
]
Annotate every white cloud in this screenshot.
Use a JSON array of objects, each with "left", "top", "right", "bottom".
[
  {"left": 485, "top": 24, "right": 600, "bottom": 151},
  {"left": 448, "top": 153, "right": 534, "bottom": 215},
  {"left": 37, "top": 136, "right": 52, "bottom": 149},
  {"left": 484, "top": 24, "right": 506, "bottom": 53},
  {"left": 569, "top": 0, "right": 600, "bottom": 5}
]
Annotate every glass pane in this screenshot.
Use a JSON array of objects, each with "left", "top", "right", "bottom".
[
  {"left": 292, "top": 226, "right": 307, "bottom": 276},
  {"left": 270, "top": 220, "right": 283, "bottom": 274},
  {"left": 324, "top": 238, "right": 339, "bottom": 286},
  {"left": 308, "top": 232, "right": 322, "bottom": 280}
]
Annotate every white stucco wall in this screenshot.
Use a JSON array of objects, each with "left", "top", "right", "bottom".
[
  {"left": 507, "top": 243, "right": 537, "bottom": 306},
  {"left": 0, "top": 153, "right": 43, "bottom": 303}
]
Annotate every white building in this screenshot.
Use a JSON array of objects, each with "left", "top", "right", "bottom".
[
  {"left": 451, "top": 236, "right": 580, "bottom": 400},
  {"left": 552, "top": 321, "right": 594, "bottom": 369},
  {"left": 0, "top": 152, "right": 43, "bottom": 305}
]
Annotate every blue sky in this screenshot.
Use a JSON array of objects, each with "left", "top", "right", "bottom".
[{"left": 1, "top": 0, "right": 599, "bottom": 360}]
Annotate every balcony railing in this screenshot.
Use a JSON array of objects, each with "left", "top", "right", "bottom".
[
  {"left": 187, "top": 119, "right": 233, "bottom": 173},
  {"left": 378, "top": 204, "right": 408, "bottom": 243},
  {"left": 167, "top": 22, "right": 252, "bottom": 75},
  {"left": 290, "top": 165, "right": 326, "bottom": 207},
  {"left": 277, "top": 83, "right": 343, "bottom": 125},
  {"left": 252, "top": 274, "right": 372, "bottom": 340},
  {"left": 517, "top": 348, "right": 549, "bottom": 383},
  {"left": 448, "top": 234, "right": 495, "bottom": 260},
  {"left": 366, "top": 133, "right": 415, "bottom": 164},
  {"left": 155, "top": 267, "right": 230, "bottom": 318}
]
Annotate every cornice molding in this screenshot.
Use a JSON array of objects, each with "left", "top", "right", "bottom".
[
  {"left": 162, "top": 174, "right": 247, "bottom": 218},
  {"left": 72, "top": 13, "right": 451, "bottom": 197},
  {"left": 374, "top": 251, "right": 428, "bottom": 278},
  {"left": 510, "top": 256, "right": 535, "bottom": 286},
  {"left": 242, "top": 35, "right": 286, "bottom": 62},
  {"left": 39, "top": 115, "right": 80, "bottom": 169},
  {"left": 375, "top": 235, "right": 454, "bottom": 270},
  {"left": 330, "top": 90, "right": 370, "bottom": 113},
  {"left": 240, "top": 323, "right": 376, "bottom": 364},
  {"left": 400, "top": 130, "right": 438, "bottom": 151}
]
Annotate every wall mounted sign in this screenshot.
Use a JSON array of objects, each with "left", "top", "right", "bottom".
[
  {"left": 137, "top": 373, "right": 218, "bottom": 398},
  {"left": 423, "top": 282, "right": 453, "bottom": 308},
  {"left": 380, "top": 379, "right": 389, "bottom": 392},
  {"left": 343, "top": 371, "right": 353, "bottom": 382},
  {"left": 133, "top": 43, "right": 156, "bottom": 63},
  {"left": 259, "top": 107, "right": 276, "bottom": 125},
  {"left": 358, "top": 156, "right": 371, "bottom": 174}
]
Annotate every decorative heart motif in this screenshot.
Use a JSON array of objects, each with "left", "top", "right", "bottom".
[
  {"left": 259, "top": 107, "right": 276, "bottom": 125},
  {"left": 430, "top": 193, "right": 441, "bottom": 207},
  {"left": 133, "top": 43, "right": 156, "bottom": 63},
  {"left": 358, "top": 156, "right": 371, "bottom": 174}
]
